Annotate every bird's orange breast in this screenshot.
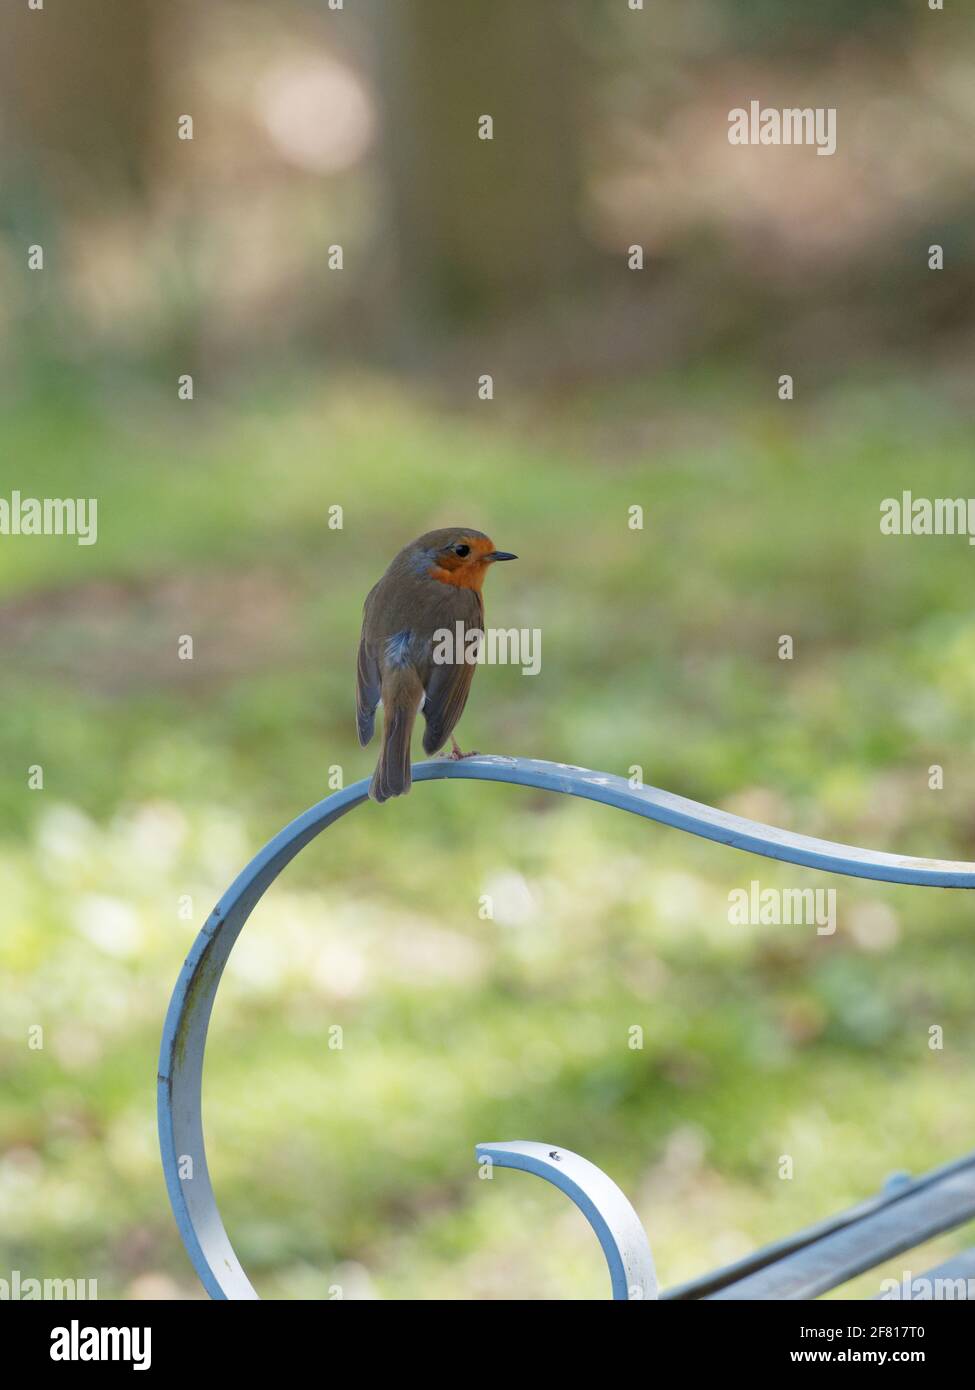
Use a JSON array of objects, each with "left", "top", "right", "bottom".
[{"left": 428, "top": 562, "right": 488, "bottom": 590}]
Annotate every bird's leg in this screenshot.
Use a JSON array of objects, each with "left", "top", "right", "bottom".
[{"left": 448, "top": 736, "right": 480, "bottom": 760}]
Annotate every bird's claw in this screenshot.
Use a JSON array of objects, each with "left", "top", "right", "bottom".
[{"left": 448, "top": 739, "right": 479, "bottom": 760}]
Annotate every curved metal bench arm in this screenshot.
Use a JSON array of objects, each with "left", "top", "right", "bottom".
[
  {"left": 158, "top": 755, "right": 975, "bottom": 1299},
  {"left": 475, "top": 1141, "right": 657, "bottom": 1299}
]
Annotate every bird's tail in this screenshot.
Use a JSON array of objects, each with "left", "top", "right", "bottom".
[{"left": 370, "top": 670, "right": 423, "bottom": 803}]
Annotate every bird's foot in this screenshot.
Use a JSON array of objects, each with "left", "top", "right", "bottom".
[{"left": 448, "top": 737, "right": 480, "bottom": 760}]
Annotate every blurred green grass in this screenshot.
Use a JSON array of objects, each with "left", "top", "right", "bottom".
[{"left": 1, "top": 365, "right": 974, "bottom": 1297}]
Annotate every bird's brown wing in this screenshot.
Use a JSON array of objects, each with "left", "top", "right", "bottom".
[
  {"left": 420, "top": 589, "right": 483, "bottom": 755},
  {"left": 356, "top": 636, "right": 382, "bottom": 746},
  {"left": 421, "top": 657, "right": 476, "bottom": 755}
]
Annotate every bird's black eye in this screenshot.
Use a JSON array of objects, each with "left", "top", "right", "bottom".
[{"left": 454, "top": 543, "right": 471, "bottom": 557}]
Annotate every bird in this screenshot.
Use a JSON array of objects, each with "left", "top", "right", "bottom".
[{"left": 356, "top": 528, "right": 517, "bottom": 802}]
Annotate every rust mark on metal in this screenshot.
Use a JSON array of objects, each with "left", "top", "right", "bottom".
[{"left": 173, "top": 937, "right": 223, "bottom": 1072}]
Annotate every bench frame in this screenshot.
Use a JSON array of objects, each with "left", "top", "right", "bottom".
[{"left": 157, "top": 755, "right": 975, "bottom": 1299}]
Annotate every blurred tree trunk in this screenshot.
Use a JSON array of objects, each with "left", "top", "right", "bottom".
[
  {"left": 375, "top": 0, "right": 586, "bottom": 329},
  {"left": 0, "top": 0, "right": 157, "bottom": 202}
]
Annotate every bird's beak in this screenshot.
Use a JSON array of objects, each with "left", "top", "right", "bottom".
[{"left": 488, "top": 551, "right": 518, "bottom": 562}]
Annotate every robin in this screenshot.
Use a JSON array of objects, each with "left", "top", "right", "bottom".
[{"left": 356, "top": 528, "right": 517, "bottom": 802}]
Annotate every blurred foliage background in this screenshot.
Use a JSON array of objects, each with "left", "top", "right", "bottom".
[{"left": 1, "top": 0, "right": 974, "bottom": 1299}]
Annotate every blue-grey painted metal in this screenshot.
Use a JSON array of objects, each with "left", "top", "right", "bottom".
[
  {"left": 666, "top": 1148, "right": 975, "bottom": 1300},
  {"left": 158, "top": 754, "right": 975, "bottom": 1299},
  {"left": 475, "top": 1141, "right": 657, "bottom": 1300},
  {"left": 708, "top": 1156, "right": 975, "bottom": 1300}
]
